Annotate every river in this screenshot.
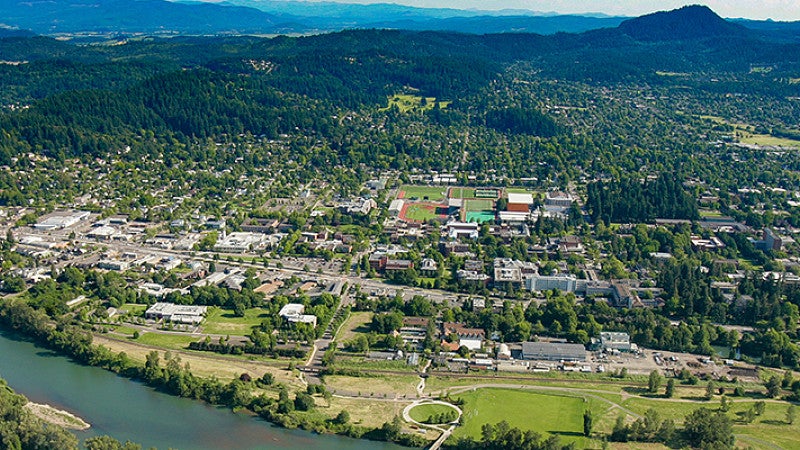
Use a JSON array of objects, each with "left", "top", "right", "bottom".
[{"left": 0, "top": 329, "right": 404, "bottom": 450}]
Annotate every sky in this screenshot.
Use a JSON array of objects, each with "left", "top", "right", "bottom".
[{"left": 273, "top": 1, "right": 800, "bottom": 21}]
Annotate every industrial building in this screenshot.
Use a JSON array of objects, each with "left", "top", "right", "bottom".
[{"left": 521, "top": 341, "right": 586, "bottom": 362}]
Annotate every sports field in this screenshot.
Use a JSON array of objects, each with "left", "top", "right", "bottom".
[
  {"left": 463, "top": 198, "right": 495, "bottom": 223},
  {"left": 465, "top": 198, "right": 494, "bottom": 211},
  {"left": 448, "top": 187, "right": 476, "bottom": 199},
  {"left": 397, "top": 185, "right": 446, "bottom": 202},
  {"left": 401, "top": 202, "right": 447, "bottom": 222},
  {"left": 452, "top": 388, "right": 589, "bottom": 445}
]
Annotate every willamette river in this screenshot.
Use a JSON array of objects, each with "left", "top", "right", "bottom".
[{"left": 0, "top": 329, "right": 404, "bottom": 450}]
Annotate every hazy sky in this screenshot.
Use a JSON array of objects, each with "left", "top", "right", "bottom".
[{"left": 287, "top": 1, "right": 800, "bottom": 21}]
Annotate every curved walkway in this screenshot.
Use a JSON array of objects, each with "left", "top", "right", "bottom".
[{"left": 402, "top": 399, "right": 463, "bottom": 450}]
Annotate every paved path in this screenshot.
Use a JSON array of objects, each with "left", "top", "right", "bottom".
[{"left": 401, "top": 399, "right": 463, "bottom": 450}]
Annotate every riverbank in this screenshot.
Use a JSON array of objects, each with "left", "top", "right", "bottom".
[{"left": 25, "top": 401, "right": 91, "bottom": 430}]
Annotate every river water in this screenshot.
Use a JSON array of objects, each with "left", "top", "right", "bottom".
[{"left": 0, "top": 329, "right": 403, "bottom": 450}]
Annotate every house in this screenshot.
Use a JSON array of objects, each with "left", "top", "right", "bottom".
[
  {"left": 442, "top": 322, "right": 485, "bottom": 351},
  {"left": 521, "top": 341, "right": 586, "bottom": 362}
]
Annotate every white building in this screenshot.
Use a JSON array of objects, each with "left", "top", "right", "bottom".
[
  {"left": 145, "top": 302, "right": 208, "bottom": 324},
  {"left": 279, "top": 303, "right": 317, "bottom": 327},
  {"left": 33, "top": 211, "right": 91, "bottom": 230},
  {"left": 527, "top": 274, "right": 578, "bottom": 293},
  {"left": 213, "top": 232, "right": 269, "bottom": 253}
]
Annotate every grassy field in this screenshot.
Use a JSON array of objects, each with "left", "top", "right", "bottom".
[
  {"left": 698, "top": 115, "right": 800, "bottom": 148},
  {"left": 336, "top": 311, "right": 372, "bottom": 343},
  {"left": 328, "top": 397, "right": 411, "bottom": 429},
  {"left": 408, "top": 403, "right": 458, "bottom": 423},
  {"left": 380, "top": 94, "right": 450, "bottom": 113},
  {"left": 92, "top": 335, "right": 302, "bottom": 385},
  {"left": 402, "top": 203, "right": 446, "bottom": 222},
  {"left": 449, "top": 187, "right": 476, "bottom": 199},
  {"left": 120, "top": 303, "right": 148, "bottom": 315},
  {"left": 324, "top": 374, "right": 421, "bottom": 397},
  {"left": 134, "top": 332, "right": 198, "bottom": 350},
  {"left": 451, "top": 388, "right": 593, "bottom": 446},
  {"left": 740, "top": 132, "right": 800, "bottom": 148},
  {"left": 398, "top": 185, "right": 446, "bottom": 201},
  {"left": 202, "top": 307, "right": 269, "bottom": 335}
]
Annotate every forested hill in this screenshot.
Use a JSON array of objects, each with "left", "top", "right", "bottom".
[{"left": 0, "top": 6, "right": 799, "bottom": 164}]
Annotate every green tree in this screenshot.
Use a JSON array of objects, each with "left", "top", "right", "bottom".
[
  {"left": 665, "top": 378, "right": 675, "bottom": 398},
  {"left": 583, "top": 410, "right": 594, "bottom": 437},
  {"left": 787, "top": 404, "right": 796, "bottom": 425},
  {"left": 648, "top": 370, "right": 662, "bottom": 394},
  {"left": 683, "top": 408, "right": 734, "bottom": 449}
]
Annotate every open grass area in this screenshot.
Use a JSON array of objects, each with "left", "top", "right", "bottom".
[
  {"left": 202, "top": 307, "right": 269, "bottom": 336},
  {"left": 120, "top": 303, "right": 147, "bottom": 315},
  {"left": 740, "top": 132, "right": 800, "bottom": 148},
  {"left": 380, "top": 94, "right": 449, "bottom": 113},
  {"left": 408, "top": 403, "right": 459, "bottom": 423},
  {"left": 336, "top": 311, "right": 372, "bottom": 343},
  {"left": 92, "top": 334, "right": 303, "bottom": 386},
  {"left": 134, "top": 332, "right": 197, "bottom": 350},
  {"left": 324, "top": 374, "right": 421, "bottom": 397},
  {"left": 397, "top": 185, "right": 446, "bottom": 201},
  {"left": 328, "top": 397, "right": 410, "bottom": 429},
  {"left": 451, "top": 388, "right": 593, "bottom": 446}
]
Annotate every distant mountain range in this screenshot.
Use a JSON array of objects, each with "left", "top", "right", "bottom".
[{"left": 0, "top": 0, "right": 798, "bottom": 41}]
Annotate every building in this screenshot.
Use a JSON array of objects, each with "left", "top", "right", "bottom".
[
  {"left": 33, "top": 211, "right": 91, "bottom": 230},
  {"left": 213, "top": 232, "right": 269, "bottom": 253},
  {"left": 599, "top": 332, "right": 635, "bottom": 352},
  {"left": 389, "top": 200, "right": 405, "bottom": 217},
  {"left": 446, "top": 221, "right": 480, "bottom": 240},
  {"left": 368, "top": 253, "right": 388, "bottom": 271},
  {"left": 385, "top": 259, "right": 414, "bottom": 271},
  {"left": 506, "top": 193, "right": 534, "bottom": 213},
  {"left": 278, "top": 303, "right": 317, "bottom": 327},
  {"left": 145, "top": 302, "right": 208, "bottom": 324},
  {"left": 521, "top": 341, "right": 586, "bottom": 362},
  {"left": 527, "top": 274, "right": 578, "bottom": 293},
  {"left": 545, "top": 191, "right": 576, "bottom": 208},
  {"left": 755, "top": 228, "right": 783, "bottom": 252},
  {"left": 240, "top": 218, "right": 280, "bottom": 234},
  {"left": 442, "top": 322, "right": 485, "bottom": 351}
]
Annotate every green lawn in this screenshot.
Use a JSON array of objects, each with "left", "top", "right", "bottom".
[
  {"left": 120, "top": 303, "right": 148, "bottom": 315},
  {"left": 134, "top": 332, "right": 197, "bottom": 349},
  {"left": 380, "top": 94, "right": 449, "bottom": 113},
  {"left": 398, "top": 185, "right": 446, "bottom": 201},
  {"left": 451, "top": 388, "right": 592, "bottom": 446},
  {"left": 202, "top": 307, "right": 270, "bottom": 336},
  {"left": 409, "top": 403, "right": 458, "bottom": 423}
]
